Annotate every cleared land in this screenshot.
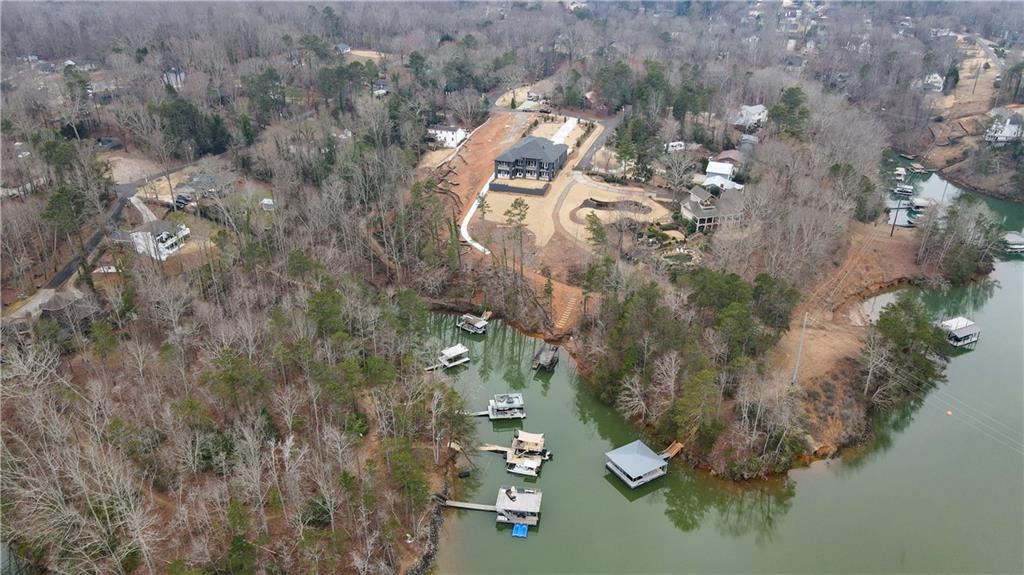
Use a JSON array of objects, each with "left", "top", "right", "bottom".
[
  {"left": 768, "top": 221, "right": 931, "bottom": 452},
  {"left": 102, "top": 152, "right": 165, "bottom": 185}
]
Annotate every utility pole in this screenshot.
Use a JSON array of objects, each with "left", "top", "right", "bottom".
[
  {"left": 890, "top": 197, "right": 903, "bottom": 237},
  {"left": 791, "top": 312, "right": 808, "bottom": 386}
]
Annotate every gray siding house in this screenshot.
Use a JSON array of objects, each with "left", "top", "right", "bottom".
[{"left": 494, "top": 136, "right": 568, "bottom": 181}]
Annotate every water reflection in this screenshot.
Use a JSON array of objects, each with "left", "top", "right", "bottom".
[
  {"left": 661, "top": 470, "right": 795, "bottom": 544},
  {"left": 920, "top": 279, "right": 998, "bottom": 322}
]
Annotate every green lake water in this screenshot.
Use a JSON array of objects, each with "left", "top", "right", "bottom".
[{"left": 434, "top": 185, "right": 1023, "bottom": 574}]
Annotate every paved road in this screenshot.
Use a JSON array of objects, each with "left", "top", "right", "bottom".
[
  {"left": 41, "top": 162, "right": 184, "bottom": 291},
  {"left": 45, "top": 184, "right": 135, "bottom": 289},
  {"left": 574, "top": 109, "right": 625, "bottom": 173},
  {"left": 974, "top": 35, "right": 1007, "bottom": 73}
]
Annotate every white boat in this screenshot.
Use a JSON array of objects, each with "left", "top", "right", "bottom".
[
  {"left": 1004, "top": 232, "right": 1024, "bottom": 254},
  {"left": 939, "top": 317, "right": 980, "bottom": 348},
  {"left": 892, "top": 183, "right": 914, "bottom": 196},
  {"left": 893, "top": 167, "right": 907, "bottom": 181},
  {"left": 505, "top": 455, "right": 543, "bottom": 477}
]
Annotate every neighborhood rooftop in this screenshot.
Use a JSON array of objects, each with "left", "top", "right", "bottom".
[{"left": 497, "top": 136, "right": 568, "bottom": 164}]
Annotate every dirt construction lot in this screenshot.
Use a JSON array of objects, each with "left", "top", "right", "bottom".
[{"left": 102, "top": 151, "right": 164, "bottom": 185}]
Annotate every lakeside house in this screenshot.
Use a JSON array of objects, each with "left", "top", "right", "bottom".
[
  {"left": 605, "top": 440, "right": 668, "bottom": 489},
  {"left": 923, "top": 73, "right": 945, "bottom": 92},
  {"left": 985, "top": 114, "right": 1023, "bottom": 145},
  {"left": 700, "top": 175, "right": 745, "bottom": 191},
  {"left": 494, "top": 136, "right": 568, "bottom": 181},
  {"left": 713, "top": 149, "right": 745, "bottom": 166},
  {"left": 112, "top": 220, "right": 191, "bottom": 261},
  {"left": 163, "top": 67, "right": 185, "bottom": 90},
  {"left": 706, "top": 160, "right": 735, "bottom": 180},
  {"left": 427, "top": 125, "right": 467, "bottom": 148},
  {"left": 681, "top": 185, "right": 744, "bottom": 232},
  {"left": 334, "top": 42, "right": 351, "bottom": 54},
  {"left": 732, "top": 104, "right": 768, "bottom": 131}
]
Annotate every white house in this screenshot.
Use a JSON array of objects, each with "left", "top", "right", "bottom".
[
  {"left": 681, "top": 185, "right": 744, "bottom": 232},
  {"left": 733, "top": 104, "right": 768, "bottom": 131},
  {"left": 163, "top": 68, "right": 186, "bottom": 90},
  {"left": 923, "top": 73, "right": 945, "bottom": 92},
  {"left": 985, "top": 114, "right": 1023, "bottom": 145},
  {"left": 427, "top": 125, "right": 467, "bottom": 148},
  {"left": 706, "top": 160, "right": 735, "bottom": 179},
  {"left": 121, "top": 221, "right": 191, "bottom": 261},
  {"left": 701, "top": 175, "right": 744, "bottom": 191}
]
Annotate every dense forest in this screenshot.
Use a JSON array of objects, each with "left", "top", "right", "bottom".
[{"left": 2, "top": 2, "right": 1021, "bottom": 573}]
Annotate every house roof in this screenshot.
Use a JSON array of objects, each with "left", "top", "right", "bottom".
[
  {"left": 429, "top": 125, "right": 463, "bottom": 133},
  {"left": 690, "top": 186, "right": 712, "bottom": 202},
  {"left": 685, "top": 188, "right": 744, "bottom": 219},
  {"left": 701, "top": 175, "right": 744, "bottom": 191},
  {"left": 605, "top": 440, "right": 666, "bottom": 477},
  {"left": 714, "top": 149, "right": 745, "bottom": 164},
  {"left": 706, "top": 161, "right": 734, "bottom": 177},
  {"left": 139, "top": 220, "right": 177, "bottom": 239},
  {"left": 497, "top": 136, "right": 567, "bottom": 164}
]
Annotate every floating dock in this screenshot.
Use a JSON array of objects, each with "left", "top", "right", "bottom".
[
  {"left": 939, "top": 317, "right": 980, "bottom": 348},
  {"left": 487, "top": 393, "right": 526, "bottom": 420},
  {"left": 457, "top": 313, "right": 489, "bottom": 334},
  {"left": 532, "top": 344, "right": 559, "bottom": 370},
  {"left": 441, "top": 485, "right": 543, "bottom": 526},
  {"left": 426, "top": 343, "right": 471, "bottom": 371}
]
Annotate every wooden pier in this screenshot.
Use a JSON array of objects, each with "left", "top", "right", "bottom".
[
  {"left": 659, "top": 441, "right": 684, "bottom": 459},
  {"left": 444, "top": 500, "right": 498, "bottom": 512},
  {"left": 478, "top": 444, "right": 512, "bottom": 455},
  {"left": 659, "top": 437, "right": 684, "bottom": 456}
]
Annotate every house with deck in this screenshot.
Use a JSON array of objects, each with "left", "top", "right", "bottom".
[
  {"left": 681, "top": 185, "right": 744, "bottom": 232},
  {"left": 985, "top": 114, "right": 1023, "bottom": 145},
  {"left": 494, "top": 136, "right": 568, "bottom": 182},
  {"left": 605, "top": 440, "right": 668, "bottom": 488}
]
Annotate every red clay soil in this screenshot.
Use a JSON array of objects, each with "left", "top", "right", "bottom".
[
  {"left": 422, "top": 113, "right": 586, "bottom": 338},
  {"left": 768, "top": 222, "right": 935, "bottom": 455}
]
